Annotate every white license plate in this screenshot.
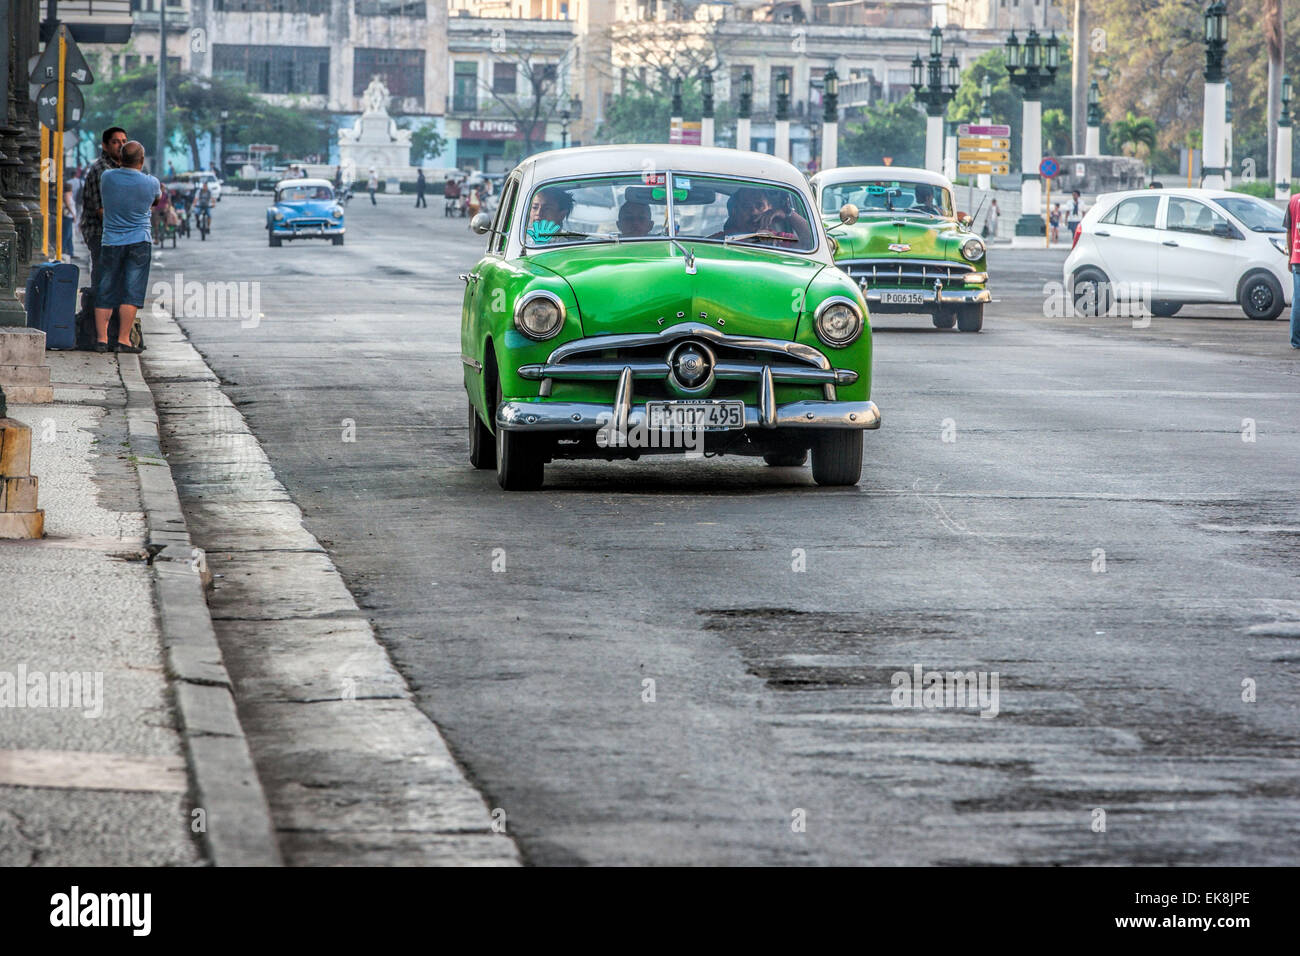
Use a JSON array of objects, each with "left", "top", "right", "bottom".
[
  {"left": 645, "top": 401, "right": 745, "bottom": 431},
  {"left": 881, "top": 291, "right": 926, "bottom": 304}
]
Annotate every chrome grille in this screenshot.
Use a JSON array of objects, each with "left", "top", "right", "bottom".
[{"left": 841, "top": 259, "right": 974, "bottom": 289}]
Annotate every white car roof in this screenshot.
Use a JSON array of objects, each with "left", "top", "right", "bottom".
[
  {"left": 518, "top": 145, "right": 813, "bottom": 194},
  {"left": 1096, "top": 186, "right": 1253, "bottom": 202},
  {"left": 811, "top": 166, "right": 955, "bottom": 192},
  {"left": 274, "top": 178, "right": 333, "bottom": 190}
]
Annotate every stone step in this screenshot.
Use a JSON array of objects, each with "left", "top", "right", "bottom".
[
  {"left": 0, "top": 385, "right": 55, "bottom": 404},
  {"left": 0, "top": 418, "right": 33, "bottom": 477},
  {"left": 0, "top": 510, "right": 44, "bottom": 539},
  {"left": 0, "top": 364, "right": 53, "bottom": 387},
  {"left": 0, "top": 476, "right": 38, "bottom": 513},
  {"left": 0, "top": 327, "right": 48, "bottom": 367}
]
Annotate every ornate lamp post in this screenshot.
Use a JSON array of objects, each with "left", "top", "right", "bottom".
[
  {"left": 670, "top": 76, "right": 683, "bottom": 144},
  {"left": 1006, "top": 27, "right": 1060, "bottom": 237},
  {"left": 0, "top": 0, "right": 27, "bottom": 324},
  {"left": 911, "top": 27, "right": 960, "bottom": 173},
  {"left": 1224, "top": 80, "right": 1233, "bottom": 185},
  {"left": 1200, "top": 1, "right": 1228, "bottom": 188},
  {"left": 700, "top": 69, "right": 714, "bottom": 148},
  {"left": 737, "top": 71, "right": 753, "bottom": 152},
  {"left": 560, "top": 97, "right": 571, "bottom": 149},
  {"left": 1085, "top": 80, "right": 1101, "bottom": 157},
  {"left": 1277, "top": 75, "right": 1293, "bottom": 199},
  {"left": 775, "top": 71, "right": 791, "bottom": 161},
  {"left": 821, "top": 67, "right": 839, "bottom": 171}
]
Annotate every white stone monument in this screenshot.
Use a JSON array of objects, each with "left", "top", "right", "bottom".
[{"left": 337, "top": 76, "right": 414, "bottom": 185}]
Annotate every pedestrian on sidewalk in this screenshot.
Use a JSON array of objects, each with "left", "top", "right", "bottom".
[
  {"left": 985, "top": 199, "right": 999, "bottom": 239},
  {"left": 368, "top": 167, "right": 378, "bottom": 205},
  {"left": 1284, "top": 190, "right": 1300, "bottom": 349},
  {"left": 94, "top": 140, "right": 160, "bottom": 355},
  {"left": 62, "top": 172, "right": 76, "bottom": 259},
  {"left": 79, "top": 126, "right": 128, "bottom": 307},
  {"left": 1066, "top": 190, "right": 1086, "bottom": 236},
  {"left": 415, "top": 169, "right": 427, "bottom": 208},
  {"left": 1049, "top": 203, "right": 1061, "bottom": 242}
]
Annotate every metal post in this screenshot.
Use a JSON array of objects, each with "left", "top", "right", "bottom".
[{"left": 157, "top": 0, "right": 167, "bottom": 175}]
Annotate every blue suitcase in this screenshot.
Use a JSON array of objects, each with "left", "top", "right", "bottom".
[{"left": 25, "top": 261, "right": 79, "bottom": 350}]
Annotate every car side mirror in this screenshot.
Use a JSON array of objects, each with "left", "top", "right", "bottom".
[
  {"left": 1211, "top": 222, "right": 1237, "bottom": 240},
  {"left": 839, "top": 203, "right": 859, "bottom": 225},
  {"left": 470, "top": 212, "right": 494, "bottom": 235},
  {"left": 956, "top": 212, "right": 973, "bottom": 226}
]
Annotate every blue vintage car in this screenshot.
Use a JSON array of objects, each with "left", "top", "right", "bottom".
[{"left": 266, "top": 178, "right": 345, "bottom": 247}]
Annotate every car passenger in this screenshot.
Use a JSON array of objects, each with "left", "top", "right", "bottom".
[
  {"left": 526, "top": 187, "right": 575, "bottom": 243},
  {"left": 910, "top": 184, "right": 942, "bottom": 215},
  {"left": 617, "top": 200, "right": 653, "bottom": 237}
]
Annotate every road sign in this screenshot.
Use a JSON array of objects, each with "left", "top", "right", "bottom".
[
  {"left": 959, "top": 137, "right": 1010, "bottom": 151},
  {"left": 959, "top": 149, "right": 1011, "bottom": 163},
  {"left": 29, "top": 24, "right": 93, "bottom": 89},
  {"left": 36, "top": 82, "right": 83, "bottom": 131},
  {"left": 1039, "top": 156, "right": 1059, "bottom": 178},
  {"left": 958, "top": 123, "right": 1011, "bottom": 138},
  {"left": 958, "top": 162, "right": 1010, "bottom": 175},
  {"left": 249, "top": 143, "right": 280, "bottom": 154}
]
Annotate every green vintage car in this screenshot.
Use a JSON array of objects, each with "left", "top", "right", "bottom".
[
  {"left": 809, "top": 166, "right": 990, "bottom": 332},
  {"left": 460, "top": 145, "right": 880, "bottom": 490}
]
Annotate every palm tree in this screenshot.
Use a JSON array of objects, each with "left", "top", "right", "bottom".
[
  {"left": 1109, "top": 112, "right": 1156, "bottom": 159},
  {"left": 1265, "top": 0, "right": 1284, "bottom": 177}
]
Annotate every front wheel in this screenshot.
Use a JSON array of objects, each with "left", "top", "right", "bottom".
[
  {"left": 494, "top": 381, "right": 544, "bottom": 490},
  {"left": 468, "top": 399, "right": 495, "bottom": 470},
  {"left": 1072, "top": 269, "right": 1112, "bottom": 317},
  {"left": 810, "top": 430, "right": 863, "bottom": 487},
  {"left": 763, "top": 450, "right": 808, "bottom": 467},
  {"left": 1240, "top": 273, "right": 1285, "bottom": 320},
  {"left": 268, "top": 234, "right": 281, "bottom": 247},
  {"left": 932, "top": 311, "right": 957, "bottom": 329},
  {"left": 332, "top": 234, "right": 344, "bottom": 246},
  {"left": 956, "top": 304, "right": 984, "bottom": 332},
  {"left": 1151, "top": 300, "right": 1182, "bottom": 318}
]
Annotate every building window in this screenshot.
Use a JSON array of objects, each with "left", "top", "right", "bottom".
[
  {"left": 213, "top": 0, "right": 330, "bottom": 11},
  {"left": 493, "top": 62, "right": 517, "bottom": 95},
  {"left": 453, "top": 61, "right": 478, "bottom": 112},
  {"left": 354, "top": 0, "right": 427, "bottom": 16},
  {"left": 213, "top": 45, "right": 331, "bottom": 95},
  {"left": 354, "top": 48, "right": 425, "bottom": 105}
]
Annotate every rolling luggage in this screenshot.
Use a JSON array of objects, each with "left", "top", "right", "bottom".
[{"left": 24, "top": 261, "right": 79, "bottom": 350}]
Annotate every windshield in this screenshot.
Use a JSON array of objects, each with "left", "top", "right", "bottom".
[
  {"left": 522, "top": 172, "right": 816, "bottom": 252},
  {"left": 278, "top": 186, "right": 333, "bottom": 202},
  {"left": 1213, "top": 196, "right": 1285, "bottom": 233},
  {"left": 821, "top": 180, "right": 954, "bottom": 219}
]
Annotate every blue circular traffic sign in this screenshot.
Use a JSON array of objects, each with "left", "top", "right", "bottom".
[{"left": 1039, "top": 157, "right": 1059, "bottom": 178}]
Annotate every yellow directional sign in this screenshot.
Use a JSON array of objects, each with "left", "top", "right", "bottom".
[
  {"left": 959, "top": 137, "right": 1010, "bottom": 150},
  {"left": 958, "top": 149, "right": 1011, "bottom": 163},
  {"left": 958, "top": 162, "right": 1011, "bottom": 175}
]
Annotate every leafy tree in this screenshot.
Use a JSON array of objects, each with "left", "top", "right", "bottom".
[
  {"left": 839, "top": 95, "right": 925, "bottom": 168},
  {"left": 596, "top": 76, "right": 734, "bottom": 146},
  {"left": 405, "top": 122, "right": 449, "bottom": 165},
  {"left": 1042, "top": 108, "right": 1072, "bottom": 157}
]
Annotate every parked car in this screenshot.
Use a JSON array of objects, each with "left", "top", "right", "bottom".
[
  {"left": 809, "top": 166, "right": 991, "bottom": 332},
  {"left": 169, "top": 170, "right": 223, "bottom": 203},
  {"left": 1064, "top": 187, "right": 1292, "bottom": 320},
  {"left": 461, "top": 144, "right": 881, "bottom": 490},
  {"left": 265, "top": 178, "right": 345, "bottom": 246}
]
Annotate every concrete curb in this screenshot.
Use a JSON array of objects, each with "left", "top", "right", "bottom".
[{"left": 116, "top": 351, "right": 283, "bottom": 867}]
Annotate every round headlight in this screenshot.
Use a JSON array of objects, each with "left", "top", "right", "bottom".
[
  {"left": 514, "top": 291, "right": 565, "bottom": 341},
  {"left": 813, "top": 297, "right": 864, "bottom": 348},
  {"left": 273, "top": 212, "right": 284, "bottom": 221},
  {"left": 332, "top": 207, "right": 343, "bottom": 218},
  {"left": 961, "top": 237, "right": 985, "bottom": 261}
]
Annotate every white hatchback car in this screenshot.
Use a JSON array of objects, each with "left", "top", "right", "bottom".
[{"left": 1063, "top": 187, "right": 1291, "bottom": 320}]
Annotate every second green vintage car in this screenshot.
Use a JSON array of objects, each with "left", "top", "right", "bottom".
[
  {"left": 461, "top": 145, "right": 880, "bottom": 490},
  {"left": 809, "top": 166, "right": 990, "bottom": 332}
]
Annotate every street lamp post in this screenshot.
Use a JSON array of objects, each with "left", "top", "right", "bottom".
[
  {"left": 219, "top": 109, "right": 229, "bottom": 174},
  {"left": 1200, "top": 1, "right": 1228, "bottom": 189},
  {"left": 978, "top": 75, "right": 993, "bottom": 190},
  {"left": 701, "top": 69, "right": 715, "bottom": 148},
  {"left": 1006, "top": 28, "right": 1060, "bottom": 238},
  {"left": 1085, "top": 80, "right": 1101, "bottom": 157},
  {"left": 737, "top": 71, "right": 753, "bottom": 152},
  {"left": 560, "top": 97, "right": 571, "bottom": 149},
  {"left": 1276, "top": 75, "right": 1293, "bottom": 199},
  {"left": 911, "top": 27, "right": 960, "bottom": 174},
  {"left": 775, "top": 71, "right": 791, "bottom": 162},
  {"left": 821, "top": 67, "right": 839, "bottom": 171},
  {"left": 1224, "top": 80, "right": 1233, "bottom": 186}
]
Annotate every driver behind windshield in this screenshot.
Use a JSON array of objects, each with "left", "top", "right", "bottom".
[
  {"left": 526, "top": 186, "right": 575, "bottom": 243},
  {"left": 617, "top": 200, "right": 653, "bottom": 237},
  {"left": 713, "top": 187, "right": 811, "bottom": 247},
  {"left": 911, "top": 184, "right": 942, "bottom": 215}
]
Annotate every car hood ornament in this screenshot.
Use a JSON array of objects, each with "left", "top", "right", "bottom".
[{"left": 888, "top": 242, "right": 911, "bottom": 253}]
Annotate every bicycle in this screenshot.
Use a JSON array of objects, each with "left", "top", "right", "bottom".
[{"left": 195, "top": 206, "right": 212, "bottom": 241}]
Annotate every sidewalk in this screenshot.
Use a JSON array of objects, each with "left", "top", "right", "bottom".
[
  {"left": 0, "top": 349, "right": 275, "bottom": 866},
  {"left": 0, "top": 351, "right": 199, "bottom": 865}
]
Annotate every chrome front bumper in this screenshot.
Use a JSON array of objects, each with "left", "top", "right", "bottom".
[
  {"left": 270, "top": 223, "right": 344, "bottom": 237},
  {"left": 497, "top": 399, "right": 881, "bottom": 432},
  {"left": 861, "top": 286, "right": 992, "bottom": 305}
]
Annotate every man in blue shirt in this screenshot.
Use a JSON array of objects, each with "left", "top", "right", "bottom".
[{"left": 94, "top": 141, "right": 160, "bottom": 353}]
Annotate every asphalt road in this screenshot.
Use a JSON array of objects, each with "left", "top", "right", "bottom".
[{"left": 153, "top": 194, "right": 1300, "bottom": 865}]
